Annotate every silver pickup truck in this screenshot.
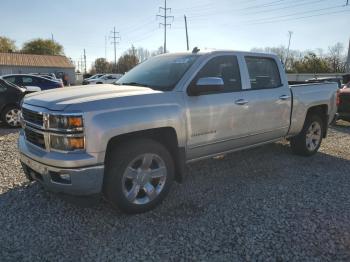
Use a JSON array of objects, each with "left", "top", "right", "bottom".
[{"left": 19, "top": 50, "right": 338, "bottom": 213}]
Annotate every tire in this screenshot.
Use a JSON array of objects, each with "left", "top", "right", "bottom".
[
  {"left": 1, "top": 105, "right": 21, "bottom": 128},
  {"left": 290, "top": 114, "right": 324, "bottom": 156},
  {"left": 103, "top": 138, "right": 174, "bottom": 214}
]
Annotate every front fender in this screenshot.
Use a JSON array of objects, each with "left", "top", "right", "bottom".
[{"left": 84, "top": 104, "right": 186, "bottom": 155}]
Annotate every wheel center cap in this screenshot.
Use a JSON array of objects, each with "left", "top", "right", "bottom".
[{"left": 136, "top": 170, "right": 150, "bottom": 185}]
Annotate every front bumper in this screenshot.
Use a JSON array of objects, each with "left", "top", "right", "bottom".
[{"left": 20, "top": 153, "right": 104, "bottom": 195}]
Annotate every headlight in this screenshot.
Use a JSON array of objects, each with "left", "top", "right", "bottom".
[
  {"left": 49, "top": 115, "right": 83, "bottom": 130},
  {"left": 50, "top": 135, "right": 85, "bottom": 151}
]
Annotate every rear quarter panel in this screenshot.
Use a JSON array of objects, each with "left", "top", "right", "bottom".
[{"left": 288, "top": 83, "right": 338, "bottom": 136}]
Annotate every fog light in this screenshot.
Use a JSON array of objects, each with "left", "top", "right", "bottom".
[
  {"left": 51, "top": 172, "right": 71, "bottom": 184},
  {"left": 59, "top": 173, "right": 71, "bottom": 181}
]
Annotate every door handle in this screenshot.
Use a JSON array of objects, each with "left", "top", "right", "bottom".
[
  {"left": 235, "top": 99, "right": 248, "bottom": 105},
  {"left": 279, "top": 95, "right": 290, "bottom": 100}
]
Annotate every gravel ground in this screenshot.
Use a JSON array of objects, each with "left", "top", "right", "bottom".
[{"left": 0, "top": 121, "right": 350, "bottom": 261}]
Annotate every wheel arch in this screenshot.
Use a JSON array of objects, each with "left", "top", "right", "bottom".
[
  {"left": 0, "top": 103, "right": 20, "bottom": 115},
  {"left": 306, "top": 104, "right": 328, "bottom": 138},
  {"left": 105, "top": 127, "right": 186, "bottom": 183}
]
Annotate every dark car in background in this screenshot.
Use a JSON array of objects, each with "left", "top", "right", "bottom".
[
  {"left": 0, "top": 74, "right": 63, "bottom": 91},
  {"left": 0, "top": 79, "right": 34, "bottom": 127},
  {"left": 338, "top": 88, "right": 350, "bottom": 122}
]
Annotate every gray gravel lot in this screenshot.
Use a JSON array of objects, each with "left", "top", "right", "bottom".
[{"left": 0, "top": 121, "right": 350, "bottom": 261}]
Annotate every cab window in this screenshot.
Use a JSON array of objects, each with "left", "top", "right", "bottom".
[
  {"left": 245, "top": 56, "right": 282, "bottom": 89},
  {"left": 192, "top": 55, "right": 242, "bottom": 93}
]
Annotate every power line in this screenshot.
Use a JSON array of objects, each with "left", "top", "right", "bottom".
[
  {"left": 244, "top": 4, "right": 346, "bottom": 24},
  {"left": 243, "top": 0, "right": 334, "bottom": 16},
  {"left": 246, "top": 8, "right": 350, "bottom": 25},
  {"left": 157, "top": 0, "right": 173, "bottom": 53}
]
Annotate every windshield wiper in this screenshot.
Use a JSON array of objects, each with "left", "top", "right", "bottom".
[{"left": 117, "top": 82, "right": 149, "bottom": 87}]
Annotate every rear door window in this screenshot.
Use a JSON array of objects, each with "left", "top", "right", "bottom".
[{"left": 245, "top": 57, "right": 282, "bottom": 90}]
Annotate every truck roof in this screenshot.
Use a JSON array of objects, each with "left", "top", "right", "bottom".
[{"left": 159, "top": 49, "right": 280, "bottom": 59}]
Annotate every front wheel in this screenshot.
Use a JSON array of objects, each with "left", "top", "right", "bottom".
[
  {"left": 1, "top": 105, "right": 21, "bottom": 128},
  {"left": 103, "top": 139, "right": 174, "bottom": 214},
  {"left": 290, "top": 114, "right": 324, "bottom": 156}
]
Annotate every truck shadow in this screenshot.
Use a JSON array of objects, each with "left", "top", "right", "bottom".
[
  {"left": 331, "top": 120, "right": 350, "bottom": 134},
  {"left": 0, "top": 122, "right": 20, "bottom": 135},
  {"left": 1, "top": 139, "right": 350, "bottom": 260}
]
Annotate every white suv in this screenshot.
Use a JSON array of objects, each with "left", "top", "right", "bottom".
[{"left": 85, "top": 74, "right": 122, "bottom": 85}]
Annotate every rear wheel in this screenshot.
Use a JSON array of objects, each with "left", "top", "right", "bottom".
[
  {"left": 290, "top": 114, "right": 324, "bottom": 156},
  {"left": 104, "top": 139, "right": 174, "bottom": 214},
  {"left": 1, "top": 105, "right": 21, "bottom": 128}
]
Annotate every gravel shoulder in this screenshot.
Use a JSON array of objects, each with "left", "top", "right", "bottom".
[{"left": 0, "top": 121, "right": 350, "bottom": 261}]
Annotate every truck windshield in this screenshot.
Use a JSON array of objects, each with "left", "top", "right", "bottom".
[{"left": 115, "top": 54, "right": 199, "bottom": 91}]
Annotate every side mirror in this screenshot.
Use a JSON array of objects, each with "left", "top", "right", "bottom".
[{"left": 188, "top": 77, "right": 224, "bottom": 96}]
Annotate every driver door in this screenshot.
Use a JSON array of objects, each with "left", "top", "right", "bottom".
[{"left": 185, "top": 55, "right": 244, "bottom": 160}]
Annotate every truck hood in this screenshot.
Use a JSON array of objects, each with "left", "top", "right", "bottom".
[{"left": 23, "top": 84, "right": 162, "bottom": 111}]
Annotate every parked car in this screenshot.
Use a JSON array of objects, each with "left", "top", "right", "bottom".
[
  {"left": 19, "top": 50, "right": 338, "bottom": 213},
  {"left": 83, "top": 74, "right": 122, "bottom": 85},
  {"left": 0, "top": 79, "right": 34, "bottom": 127},
  {"left": 82, "top": 74, "right": 105, "bottom": 85},
  {"left": 0, "top": 74, "right": 63, "bottom": 91},
  {"left": 337, "top": 88, "right": 350, "bottom": 122}
]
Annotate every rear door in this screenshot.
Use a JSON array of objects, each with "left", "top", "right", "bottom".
[{"left": 239, "top": 55, "right": 292, "bottom": 142}]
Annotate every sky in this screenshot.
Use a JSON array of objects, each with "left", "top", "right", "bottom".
[{"left": 1, "top": 0, "right": 349, "bottom": 70}]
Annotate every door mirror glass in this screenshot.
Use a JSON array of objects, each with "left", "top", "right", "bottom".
[{"left": 189, "top": 77, "right": 224, "bottom": 96}]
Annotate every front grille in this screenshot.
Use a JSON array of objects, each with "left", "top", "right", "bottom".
[
  {"left": 22, "top": 108, "right": 43, "bottom": 127},
  {"left": 24, "top": 128, "right": 45, "bottom": 149}
]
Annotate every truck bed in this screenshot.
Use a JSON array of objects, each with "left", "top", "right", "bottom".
[{"left": 288, "top": 82, "right": 338, "bottom": 136}]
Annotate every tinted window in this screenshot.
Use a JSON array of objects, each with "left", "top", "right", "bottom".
[
  {"left": 0, "top": 82, "right": 7, "bottom": 92},
  {"left": 245, "top": 57, "right": 282, "bottom": 89},
  {"left": 3, "top": 76, "right": 16, "bottom": 84},
  {"left": 194, "top": 56, "right": 242, "bottom": 92},
  {"left": 22, "top": 76, "right": 36, "bottom": 84}
]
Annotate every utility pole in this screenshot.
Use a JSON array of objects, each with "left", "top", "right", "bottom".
[
  {"left": 83, "top": 49, "right": 87, "bottom": 74},
  {"left": 110, "top": 26, "right": 121, "bottom": 72},
  {"left": 184, "top": 15, "right": 189, "bottom": 51},
  {"left": 346, "top": 38, "right": 350, "bottom": 73},
  {"left": 80, "top": 56, "right": 84, "bottom": 74},
  {"left": 105, "top": 35, "right": 107, "bottom": 60},
  {"left": 285, "top": 31, "right": 293, "bottom": 69},
  {"left": 51, "top": 33, "right": 54, "bottom": 42},
  {"left": 157, "top": 0, "right": 173, "bottom": 53}
]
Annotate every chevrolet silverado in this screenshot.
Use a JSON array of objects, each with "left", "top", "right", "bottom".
[{"left": 18, "top": 50, "right": 338, "bottom": 213}]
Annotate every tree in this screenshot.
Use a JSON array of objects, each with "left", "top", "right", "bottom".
[
  {"left": 292, "top": 52, "right": 331, "bottom": 73},
  {"left": 21, "top": 38, "right": 64, "bottom": 55},
  {"left": 136, "top": 47, "right": 150, "bottom": 62},
  {"left": 0, "top": 36, "right": 16, "bottom": 52},
  {"left": 328, "top": 43, "right": 346, "bottom": 73},
  {"left": 93, "top": 58, "right": 111, "bottom": 73},
  {"left": 116, "top": 53, "right": 139, "bottom": 74},
  {"left": 151, "top": 46, "right": 165, "bottom": 57}
]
